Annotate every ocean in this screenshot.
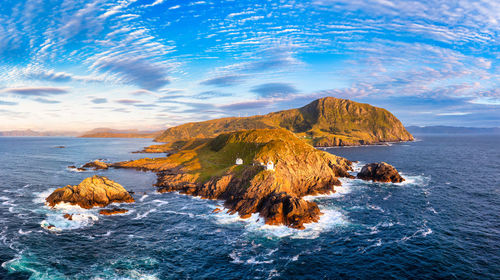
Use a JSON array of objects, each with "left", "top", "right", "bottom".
[{"left": 0, "top": 135, "right": 498, "bottom": 279}]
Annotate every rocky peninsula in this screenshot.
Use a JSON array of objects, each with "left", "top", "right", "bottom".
[{"left": 113, "top": 128, "right": 353, "bottom": 229}]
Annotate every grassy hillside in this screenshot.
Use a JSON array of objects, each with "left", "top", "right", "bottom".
[{"left": 155, "top": 97, "right": 413, "bottom": 146}]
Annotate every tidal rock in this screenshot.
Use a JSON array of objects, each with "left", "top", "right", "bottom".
[
  {"left": 357, "top": 162, "right": 405, "bottom": 183},
  {"left": 46, "top": 175, "right": 135, "bottom": 209},
  {"left": 99, "top": 208, "right": 129, "bottom": 215},
  {"left": 82, "top": 160, "right": 110, "bottom": 170}
]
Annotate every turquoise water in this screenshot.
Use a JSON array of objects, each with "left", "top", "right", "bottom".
[{"left": 0, "top": 135, "right": 499, "bottom": 279}]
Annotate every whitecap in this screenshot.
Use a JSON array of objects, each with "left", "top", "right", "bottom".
[
  {"left": 149, "top": 199, "right": 169, "bottom": 206},
  {"left": 133, "top": 208, "right": 157, "bottom": 220},
  {"left": 18, "top": 229, "right": 32, "bottom": 235},
  {"left": 140, "top": 194, "right": 149, "bottom": 202},
  {"left": 0, "top": 196, "right": 9, "bottom": 200}
]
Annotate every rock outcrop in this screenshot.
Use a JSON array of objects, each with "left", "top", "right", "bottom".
[
  {"left": 357, "top": 162, "right": 405, "bottom": 183},
  {"left": 153, "top": 97, "right": 413, "bottom": 147},
  {"left": 81, "top": 160, "right": 110, "bottom": 170},
  {"left": 114, "top": 128, "right": 353, "bottom": 229},
  {"left": 46, "top": 175, "right": 135, "bottom": 208}
]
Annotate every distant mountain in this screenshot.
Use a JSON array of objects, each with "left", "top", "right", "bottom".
[
  {"left": 155, "top": 97, "right": 414, "bottom": 146},
  {"left": 407, "top": 126, "right": 500, "bottom": 134},
  {"left": 79, "top": 128, "right": 161, "bottom": 138},
  {"left": 0, "top": 129, "right": 77, "bottom": 137}
]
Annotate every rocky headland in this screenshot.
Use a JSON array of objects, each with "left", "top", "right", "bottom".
[
  {"left": 152, "top": 97, "right": 413, "bottom": 147},
  {"left": 46, "top": 175, "right": 134, "bottom": 209},
  {"left": 357, "top": 162, "right": 405, "bottom": 183}
]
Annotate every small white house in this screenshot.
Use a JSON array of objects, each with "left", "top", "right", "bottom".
[
  {"left": 235, "top": 158, "right": 243, "bottom": 165},
  {"left": 266, "top": 161, "right": 275, "bottom": 171}
]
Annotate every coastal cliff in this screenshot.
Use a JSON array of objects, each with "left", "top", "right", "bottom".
[
  {"left": 154, "top": 97, "right": 413, "bottom": 147},
  {"left": 113, "top": 129, "right": 353, "bottom": 229}
]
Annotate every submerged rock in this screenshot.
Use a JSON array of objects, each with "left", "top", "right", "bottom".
[
  {"left": 81, "top": 160, "right": 110, "bottom": 170},
  {"left": 357, "top": 162, "right": 405, "bottom": 183},
  {"left": 99, "top": 208, "right": 129, "bottom": 215},
  {"left": 46, "top": 175, "right": 135, "bottom": 209}
]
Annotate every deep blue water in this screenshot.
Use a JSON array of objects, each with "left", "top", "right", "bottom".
[{"left": 0, "top": 135, "right": 498, "bottom": 279}]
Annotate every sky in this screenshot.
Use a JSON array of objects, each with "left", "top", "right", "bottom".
[{"left": 0, "top": 0, "right": 498, "bottom": 131}]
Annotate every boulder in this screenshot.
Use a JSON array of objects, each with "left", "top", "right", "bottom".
[
  {"left": 357, "top": 162, "right": 405, "bottom": 183},
  {"left": 46, "top": 175, "right": 135, "bottom": 208}
]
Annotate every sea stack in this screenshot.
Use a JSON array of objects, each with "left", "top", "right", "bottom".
[
  {"left": 46, "top": 175, "right": 135, "bottom": 208},
  {"left": 357, "top": 162, "right": 405, "bottom": 183}
]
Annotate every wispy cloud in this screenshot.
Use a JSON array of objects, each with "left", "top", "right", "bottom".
[
  {"left": 92, "top": 56, "right": 170, "bottom": 91},
  {"left": 116, "top": 99, "right": 143, "bottom": 104},
  {"left": 90, "top": 98, "right": 108, "bottom": 104},
  {"left": 200, "top": 75, "right": 244, "bottom": 87},
  {"left": 2, "top": 87, "right": 69, "bottom": 96},
  {"left": 251, "top": 83, "right": 299, "bottom": 98}
]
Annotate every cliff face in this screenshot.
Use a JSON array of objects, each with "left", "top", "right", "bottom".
[
  {"left": 154, "top": 97, "right": 413, "bottom": 146},
  {"left": 114, "top": 129, "right": 353, "bottom": 229}
]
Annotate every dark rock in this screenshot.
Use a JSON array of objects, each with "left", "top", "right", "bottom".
[
  {"left": 357, "top": 162, "right": 405, "bottom": 183},
  {"left": 63, "top": 214, "right": 73, "bottom": 220},
  {"left": 99, "top": 208, "right": 129, "bottom": 215}
]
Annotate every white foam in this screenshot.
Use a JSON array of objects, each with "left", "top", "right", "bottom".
[
  {"left": 32, "top": 189, "right": 55, "bottom": 204},
  {"left": 0, "top": 196, "right": 9, "bottom": 200},
  {"left": 212, "top": 207, "right": 348, "bottom": 239},
  {"left": 399, "top": 173, "right": 430, "bottom": 186},
  {"left": 140, "top": 194, "right": 149, "bottom": 202},
  {"left": 39, "top": 202, "right": 100, "bottom": 231}
]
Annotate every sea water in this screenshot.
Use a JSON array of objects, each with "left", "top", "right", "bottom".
[{"left": 0, "top": 135, "right": 498, "bottom": 279}]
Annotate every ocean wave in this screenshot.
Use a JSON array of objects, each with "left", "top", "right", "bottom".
[
  {"left": 140, "top": 194, "right": 149, "bottom": 202},
  {"left": 132, "top": 208, "right": 157, "bottom": 220}
]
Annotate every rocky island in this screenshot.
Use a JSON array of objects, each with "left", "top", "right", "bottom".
[{"left": 46, "top": 175, "right": 134, "bottom": 209}]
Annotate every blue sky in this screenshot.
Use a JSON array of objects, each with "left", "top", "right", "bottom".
[{"left": 0, "top": 0, "right": 498, "bottom": 131}]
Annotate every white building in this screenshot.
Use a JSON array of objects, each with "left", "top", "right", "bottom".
[
  {"left": 266, "top": 161, "right": 275, "bottom": 171},
  {"left": 235, "top": 158, "right": 243, "bottom": 165}
]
